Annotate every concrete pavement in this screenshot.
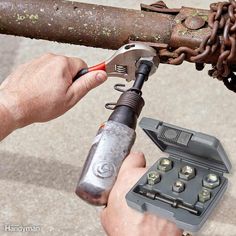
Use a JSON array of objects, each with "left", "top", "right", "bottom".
[{"left": 0, "top": 1, "right": 236, "bottom": 235}]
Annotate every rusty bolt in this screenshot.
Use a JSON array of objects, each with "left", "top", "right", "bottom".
[
  {"left": 203, "top": 173, "right": 220, "bottom": 189},
  {"left": 157, "top": 158, "right": 173, "bottom": 172},
  {"left": 179, "top": 165, "right": 196, "bottom": 180},
  {"left": 198, "top": 188, "right": 211, "bottom": 203},
  {"left": 184, "top": 16, "right": 205, "bottom": 30},
  {"left": 172, "top": 180, "right": 185, "bottom": 193},
  {"left": 147, "top": 171, "right": 161, "bottom": 185}
]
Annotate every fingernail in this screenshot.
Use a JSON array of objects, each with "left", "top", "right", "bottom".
[{"left": 96, "top": 72, "right": 107, "bottom": 82}]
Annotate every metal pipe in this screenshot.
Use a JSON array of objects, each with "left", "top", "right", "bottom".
[{"left": 0, "top": 0, "right": 175, "bottom": 50}]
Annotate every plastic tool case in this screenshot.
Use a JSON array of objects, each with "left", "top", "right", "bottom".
[{"left": 126, "top": 117, "right": 232, "bottom": 232}]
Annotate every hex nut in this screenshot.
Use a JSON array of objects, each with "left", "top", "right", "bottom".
[
  {"left": 198, "top": 188, "right": 211, "bottom": 203},
  {"left": 203, "top": 173, "right": 220, "bottom": 189},
  {"left": 179, "top": 165, "right": 196, "bottom": 180},
  {"left": 157, "top": 158, "right": 173, "bottom": 172},
  {"left": 147, "top": 171, "right": 161, "bottom": 185},
  {"left": 137, "top": 57, "right": 159, "bottom": 76},
  {"left": 172, "top": 180, "right": 185, "bottom": 193}
]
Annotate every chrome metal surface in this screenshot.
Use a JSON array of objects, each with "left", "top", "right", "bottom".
[{"left": 105, "top": 43, "right": 159, "bottom": 82}]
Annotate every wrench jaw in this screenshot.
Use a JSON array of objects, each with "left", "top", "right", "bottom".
[{"left": 105, "top": 43, "right": 159, "bottom": 82}]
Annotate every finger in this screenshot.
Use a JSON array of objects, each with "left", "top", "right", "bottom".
[
  {"left": 100, "top": 209, "right": 110, "bottom": 235},
  {"left": 119, "top": 152, "right": 146, "bottom": 173},
  {"left": 67, "top": 70, "right": 107, "bottom": 104},
  {"left": 67, "top": 57, "right": 88, "bottom": 78},
  {"left": 117, "top": 168, "right": 147, "bottom": 191},
  {"left": 102, "top": 168, "right": 147, "bottom": 214}
]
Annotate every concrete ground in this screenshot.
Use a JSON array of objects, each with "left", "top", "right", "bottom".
[{"left": 0, "top": 0, "right": 235, "bottom": 235}]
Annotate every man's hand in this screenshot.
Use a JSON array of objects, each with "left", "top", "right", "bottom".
[
  {"left": 100, "top": 152, "right": 183, "bottom": 236},
  {"left": 0, "top": 53, "right": 107, "bottom": 129}
]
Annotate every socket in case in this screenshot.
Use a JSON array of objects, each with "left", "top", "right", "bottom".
[{"left": 126, "top": 117, "right": 232, "bottom": 232}]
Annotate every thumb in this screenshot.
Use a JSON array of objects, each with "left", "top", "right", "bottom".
[
  {"left": 119, "top": 152, "right": 146, "bottom": 174},
  {"left": 67, "top": 70, "right": 107, "bottom": 103}
]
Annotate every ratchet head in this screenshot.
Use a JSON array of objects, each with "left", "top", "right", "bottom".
[{"left": 105, "top": 43, "right": 159, "bottom": 82}]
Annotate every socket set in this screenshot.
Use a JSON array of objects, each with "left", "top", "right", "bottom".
[{"left": 126, "top": 117, "right": 232, "bottom": 232}]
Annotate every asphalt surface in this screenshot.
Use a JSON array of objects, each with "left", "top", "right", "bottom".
[{"left": 0, "top": 0, "right": 236, "bottom": 236}]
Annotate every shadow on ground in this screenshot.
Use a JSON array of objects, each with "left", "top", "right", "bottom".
[
  {"left": 0, "top": 151, "right": 82, "bottom": 193},
  {"left": 0, "top": 151, "right": 235, "bottom": 227}
]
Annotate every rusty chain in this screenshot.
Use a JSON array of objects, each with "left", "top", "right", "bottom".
[{"left": 143, "top": 1, "right": 236, "bottom": 93}]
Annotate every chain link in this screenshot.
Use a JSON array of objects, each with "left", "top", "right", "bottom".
[{"left": 151, "top": 0, "right": 236, "bottom": 92}]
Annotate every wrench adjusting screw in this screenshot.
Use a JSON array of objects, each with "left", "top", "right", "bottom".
[{"left": 115, "top": 64, "right": 128, "bottom": 74}]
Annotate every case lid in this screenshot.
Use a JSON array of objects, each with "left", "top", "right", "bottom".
[{"left": 139, "top": 117, "right": 232, "bottom": 173}]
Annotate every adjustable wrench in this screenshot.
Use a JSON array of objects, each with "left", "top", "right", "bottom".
[{"left": 73, "top": 43, "right": 159, "bottom": 82}]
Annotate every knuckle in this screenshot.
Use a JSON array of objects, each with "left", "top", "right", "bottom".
[
  {"left": 42, "top": 53, "right": 55, "bottom": 58},
  {"left": 82, "top": 77, "right": 93, "bottom": 93},
  {"left": 16, "top": 63, "right": 28, "bottom": 71},
  {"left": 79, "top": 59, "right": 87, "bottom": 68},
  {"left": 50, "top": 55, "right": 69, "bottom": 68},
  {"left": 54, "top": 55, "right": 70, "bottom": 67}
]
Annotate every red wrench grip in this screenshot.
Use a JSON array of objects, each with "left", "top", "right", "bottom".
[{"left": 73, "top": 62, "right": 106, "bottom": 82}]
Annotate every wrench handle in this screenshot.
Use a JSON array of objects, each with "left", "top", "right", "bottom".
[{"left": 73, "top": 62, "right": 106, "bottom": 82}]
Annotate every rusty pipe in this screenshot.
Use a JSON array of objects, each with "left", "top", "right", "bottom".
[
  {"left": 2, "top": 0, "right": 234, "bottom": 70},
  {"left": 0, "top": 0, "right": 175, "bottom": 50}
]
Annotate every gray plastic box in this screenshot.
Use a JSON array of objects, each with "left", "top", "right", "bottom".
[{"left": 126, "top": 117, "right": 232, "bottom": 232}]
